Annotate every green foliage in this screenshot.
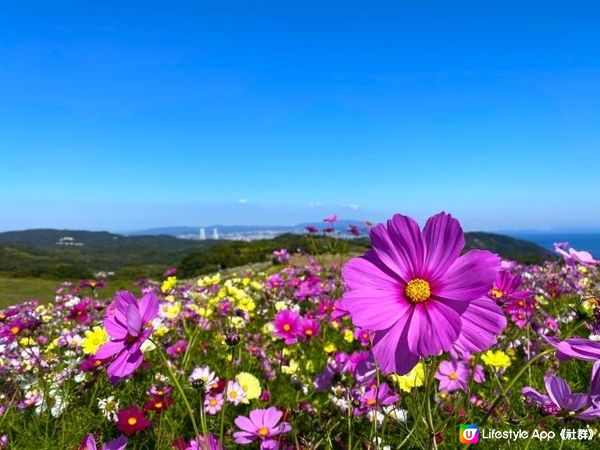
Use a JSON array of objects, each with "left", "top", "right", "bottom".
[{"left": 0, "top": 229, "right": 549, "bottom": 281}]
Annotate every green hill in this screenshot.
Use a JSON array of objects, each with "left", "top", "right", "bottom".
[{"left": 0, "top": 229, "right": 549, "bottom": 280}]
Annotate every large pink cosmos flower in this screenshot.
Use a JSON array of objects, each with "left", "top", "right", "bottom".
[
  {"left": 95, "top": 291, "right": 159, "bottom": 383},
  {"left": 340, "top": 212, "right": 505, "bottom": 375}
]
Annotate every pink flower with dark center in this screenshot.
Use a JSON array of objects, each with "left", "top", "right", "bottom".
[
  {"left": 116, "top": 405, "right": 152, "bottom": 436},
  {"left": 80, "top": 279, "right": 106, "bottom": 290},
  {"left": 233, "top": 407, "right": 291, "bottom": 449},
  {"left": 166, "top": 340, "right": 188, "bottom": 358},
  {"left": 341, "top": 212, "right": 505, "bottom": 375},
  {"left": 68, "top": 298, "right": 93, "bottom": 324},
  {"left": 273, "top": 310, "right": 301, "bottom": 344},
  {"left": 299, "top": 318, "right": 320, "bottom": 339},
  {"left": 95, "top": 291, "right": 159, "bottom": 383}
]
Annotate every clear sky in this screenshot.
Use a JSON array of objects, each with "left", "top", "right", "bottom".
[{"left": 1, "top": 1, "right": 599, "bottom": 231}]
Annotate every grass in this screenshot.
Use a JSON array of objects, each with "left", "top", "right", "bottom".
[{"left": 0, "top": 277, "right": 140, "bottom": 309}]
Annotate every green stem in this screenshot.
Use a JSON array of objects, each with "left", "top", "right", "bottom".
[
  {"left": 423, "top": 360, "right": 438, "bottom": 450},
  {"left": 347, "top": 388, "right": 353, "bottom": 450},
  {"left": 482, "top": 349, "right": 553, "bottom": 425},
  {"left": 153, "top": 339, "right": 200, "bottom": 436}
]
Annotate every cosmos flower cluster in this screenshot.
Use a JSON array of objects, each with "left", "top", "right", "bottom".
[{"left": 0, "top": 212, "right": 598, "bottom": 448}]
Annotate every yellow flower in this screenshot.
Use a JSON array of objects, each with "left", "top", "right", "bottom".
[
  {"left": 82, "top": 326, "right": 108, "bottom": 355},
  {"left": 391, "top": 362, "right": 425, "bottom": 392},
  {"left": 481, "top": 350, "right": 511, "bottom": 370},
  {"left": 154, "top": 326, "right": 169, "bottom": 337},
  {"left": 237, "top": 296, "right": 256, "bottom": 312},
  {"left": 343, "top": 329, "right": 354, "bottom": 343},
  {"left": 282, "top": 360, "right": 298, "bottom": 375},
  {"left": 19, "top": 337, "right": 35, "bottom": 346},
  {"left": 236, "top": 372, "right": 261, "bottom": 402},
  {"left": 161, "top": 276, "right": 177, "bottom": 293},
  {"left": 228, "top": 316, "right": 245, "bottom": 329},
  {"left": 324, "top": 342, "right": 336, "bottom": 353},
  {"left": 198, "top": 273, "right": 221, "bottom": 287},
  {"left": 275, "top": 301, "right": 288, "bottom": 311},
  {"left": 45, "top": 337, "right": 60, "bottom": 353},
  {"left": 162, "top": 302, "right": 181, "bottom": 319}
]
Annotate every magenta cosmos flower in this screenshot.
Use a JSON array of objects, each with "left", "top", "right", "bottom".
[
  {"left": 233, "top": 407, "right": 291, "bottom": 449},
  {"left": 341, "top": 212, "right": 505, "bottom": 375},
  {"left": 96, "top": 291, "right": 158, "bottom": 383},
  {"left": 273, "top": 310, "right": 301, "bottom": 344}
]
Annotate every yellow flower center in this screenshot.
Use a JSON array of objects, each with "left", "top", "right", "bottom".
[
  {"left": 154, "top": 402, "right": 163, "bottom": 409},
  {"left": 229, "top": 391, "right": 238, "bottom": 399},
  {"left": 209, "top": 398, "right": 218, "bottom": 406},
  {"left": 366, "top": 398, "right": 377, "bottom": 406},
  {"left": 405, "top": 278, "right": 431, "bottom": 303},
  {"left": 304, "top": 329, "right": 313, "bottom": 336},
  {"left": 258, "top": 426, "right": 269, "bottom": 437},
  {"left": 127, "top": 417, "right": 138, "bottom": 426},
  {"left": 449, "top": 372, "right": 458, "bottom": 380},
  {"left": 10, "top": 326, "right": 20, "bottom": 335},
  {"left": 490, "top": 287, "right": 504, "bottom": 299},
  {"left": 282, "top": 323, "right": 291, "bottom": 332}
]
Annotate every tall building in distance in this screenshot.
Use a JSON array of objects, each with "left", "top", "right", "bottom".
[
  {"left": 212, "top": 228, "right": 219, "bottom": 240},
  {"left": 199, "top": 228, "right": 206, "bottom": 240}
]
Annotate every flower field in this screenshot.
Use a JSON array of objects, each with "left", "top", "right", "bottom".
[{"left": 0, "top": 212, "right": 599, "bottom": 449}]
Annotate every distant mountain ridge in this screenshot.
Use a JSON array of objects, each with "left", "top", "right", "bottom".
[{"left": 125, "top": 220, "right": 367, "bottom": 236}]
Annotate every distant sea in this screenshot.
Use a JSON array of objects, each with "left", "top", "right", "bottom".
[{"left": 505, "top": 232, "right": 600, "bottom": 258}]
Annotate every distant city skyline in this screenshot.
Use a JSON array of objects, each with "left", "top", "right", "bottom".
[{"left": 1, "top": 2, "right": 600, "bottom": 231}]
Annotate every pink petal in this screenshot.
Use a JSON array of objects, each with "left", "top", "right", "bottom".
[
  {"left": 95, "top": 340, "right": 124, "bottom": 359},
  {"left": 341, "top": 290, "right": 410, "bottom": 331},
  {"left": 370, "top": 214, "right": 424, "bottom": 281},
  {"left": 454, "top": 297, "right": 506, "bottom": 353},
  {"left": 233, "top": 431, "right": 256, "bottom": 444},
  {"left": 126, "top": 302, "right": 141, "bottom": 336},
  {"left": 107, "top": 348, "right": 143, "bottom": 380},
  {"left": 104, "top": 315, "right": 127, "bottom": 339},
  {"left": 342, "top": 253, "right": 401, "bottom": 291},
  {"left": 545, "top": 374, "right": 571, "bottom": 408},
  {"left": 422, "top": 212, "right": 464, "bottom": 280},
  {"left": 114, "top": 291, "right": 137, "bottom": 316},
  {"left": 262, "top": 407, "right": 283, "bottom": 428},
  {"left": 234, "top": 415, "right": 257, "bottom": 433},
  {"left": 406, "top": 301, "right": 461, "bottom": 357},
  {"left": 372, "top": 308, "right": 419, "bottom": 375},
  {"left": 436, "top": 250, "right": 500, "bottom": 301},
  {"left": 139, "top": 292, "right": 159, "bottom": 324}
]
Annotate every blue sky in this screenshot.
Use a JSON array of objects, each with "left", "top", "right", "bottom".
[{"left": 1, "top": 1, "right": 599, "bottom": 231}]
